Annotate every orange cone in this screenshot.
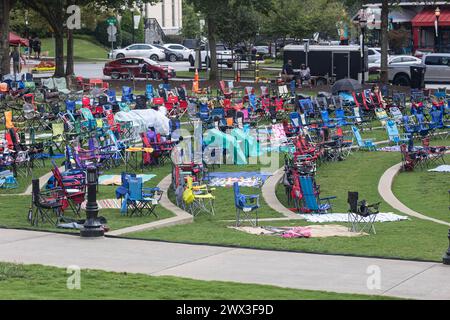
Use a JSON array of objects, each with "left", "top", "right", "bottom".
[{"left": 194, "top": 69, "right": 199, "bottom": 82}]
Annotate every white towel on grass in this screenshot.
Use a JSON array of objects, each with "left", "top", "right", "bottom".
[
  {"left": 299, "top": 212, "right": 409, "bottom": 223},
  {"left": 428, "top": 165, "right": 450, "bottom": 173}
]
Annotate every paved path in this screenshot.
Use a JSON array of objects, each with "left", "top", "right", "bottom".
[
  {"left": 0, "top": 228, "right": 449, "bottom": 299},
  {"left": 378, "top": 162, "right": 450, "bottom": 227},
  {"left": 261, "top": 168, "right": 300, "bottom": 219}
]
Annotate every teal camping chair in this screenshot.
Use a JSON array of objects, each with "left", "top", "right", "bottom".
[
  {"left": 351, "top": 126, "right": 377, "bottom": 151},
  {"left": 299, "top": 176, "right": 336, "bottom": 213},
  {"left": 386, "top": 120, "right": 410, "bottom": 145}
]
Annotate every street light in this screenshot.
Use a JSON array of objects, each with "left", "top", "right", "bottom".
[
  {"left": 435, "top": 7, "right": 441, "bottom": 53},
  {"left": 359, "top": 11, "right": 367, "bottom": 85},
  {"left": 80, "top": 166, "right": 104, "bottom": 238}
]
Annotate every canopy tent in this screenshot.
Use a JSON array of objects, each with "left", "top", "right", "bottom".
[
  {"left": 9, "top": 32, "right": 29, "bottom": 47},
  {"left": 114, "top": 109, "right": 170, "bottom": 139}
]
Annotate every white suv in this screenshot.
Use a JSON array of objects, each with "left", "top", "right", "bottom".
[
  {"left": 163, "top": 43, "right": 194, "bottom": 61},
  {"left": 109, "top": 44, "right": 166, "bottom": 61}
]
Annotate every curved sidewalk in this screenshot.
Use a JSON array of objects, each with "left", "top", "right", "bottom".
[
  {"left": 261, "top": 168, "right": 300, "bottom": 219},
  {"left": 108, "top": 174, "right": 193, "bottom": 236},
  {"left": 378, "top": 162, "right": 450, "bottom": 227}
]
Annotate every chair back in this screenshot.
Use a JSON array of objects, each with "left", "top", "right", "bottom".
[
  {"left": 299, "top": 176, "right": 319, "bottom": 211},
  {"left": 347, "top": 192, "right": 359, "bottom": 214},
  {"left": 128, "top": 177, "right": 143, "bottom": 201},
  {"left": 54, "top": 77, "right": 67, "bottom": 90},
  {"left": 351, "top": 126, "right": 363, "bottom": 146},
  {"left": 386, "top": 120, "right": 399, "bottom": 142},
  {"left": 233, "top": 182, "right": 243, "bottom": 209},
  {"left": 290, "top": 112, "right": 300, "bottom": 128}
]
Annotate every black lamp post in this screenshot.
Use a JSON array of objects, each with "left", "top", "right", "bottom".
[
  {"left": 435, "top": 7, "right": 440, "bottom": 53},
  {"left": 80, "top": 166, "right": 104, "bottom": 238},
  {"left": 444, "top": 190, "right": 450, "bottom": 265},
  {"left": 359, "top": 13, "right": 367, "bottom": 85}
]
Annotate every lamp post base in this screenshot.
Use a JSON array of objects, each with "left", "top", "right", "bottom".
[
  {"left": 80, "top": 218, "right": 104, "bottom": 238},
  {"left": 80, "top": 227, "right": 104, "bottom": 238}
]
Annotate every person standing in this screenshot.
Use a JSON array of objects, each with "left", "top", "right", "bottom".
[
  {"left": 28, "top": 36, "right": 34, "bottom": 59},
  {"left": 10, "top": 47, "right": 26, "bottom": 75},
  {"left": 33, "top": 36, "right": 41, "bottom": 59}
]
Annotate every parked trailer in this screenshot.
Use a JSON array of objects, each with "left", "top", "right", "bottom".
[{"left": 283, "top": 45, "right": 368, "bottom": 85}]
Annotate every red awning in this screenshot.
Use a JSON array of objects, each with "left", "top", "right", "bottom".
[
  {"left": 8, "top": 32, "right": 29, "bottom": 47},
  {"left": 412, "top": 8, "right": 450, "bottom": 27}
]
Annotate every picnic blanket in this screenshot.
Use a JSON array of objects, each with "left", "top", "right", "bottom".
[
  {"left": 98, "top": 174, "right": 156, "bottom": 186},
  {"left": 428, "top": 165, "right": 450, "bottom": 173},
  {"left": 229, "top": 224, "right": 366, "bottom": 238},
  {"left": 206, "top": 171, "right": 272, "bottom": 187},
  {"left": 81, "top": 199, "right": 122, "bottom": 210},
  {"left": 298, "top": 212, "right": 408, "bottom": 223}
]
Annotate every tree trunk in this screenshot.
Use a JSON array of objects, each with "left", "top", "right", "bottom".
[
  {"left": 380, "top": 0, "right": 389, "bottom": 85},
  {"left": 54, "top": 30, "right": 65, "bottom": 77},
  {"left": 0, "top": 0, "right": 12, "bottom": 75},
  {"left": 207, "top": 16, "right": 218, "bottom": 81},
  {"left": 66, "top": 28, "right": 74, "bottom": 76}
]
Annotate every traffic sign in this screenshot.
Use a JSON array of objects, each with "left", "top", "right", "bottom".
[
  {"left": 107, "top": 17, "right": 117, "bottom": 25},
  {"left": 107, "top": 25, "right": 117, "bottom": 36},
  {"left": 108, "top": 34, "right": 117, "bottom": 42}
]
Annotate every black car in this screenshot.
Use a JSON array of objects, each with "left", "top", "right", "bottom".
[{"left": 153, "top": 44, "right": 183, "bottom": 62}]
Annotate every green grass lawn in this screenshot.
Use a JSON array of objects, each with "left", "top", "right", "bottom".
[
  {"left": 0, "top": 161, "right": 174, "bottom": 233},
  {"left": 40, "top": 36, "right": 108, "bottom": 61},
  {"left": 0, "top": 262, "right": 394, "bottom": 300},
  {"left": 393, "top": 154, "right": 450, "bottom": 223},
  {"left": 127, "top": 150, "right": 449, "bottom": 262}
]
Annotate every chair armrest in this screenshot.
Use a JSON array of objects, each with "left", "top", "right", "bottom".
[{"left": 320, "top": 196, "right": 337, "bottom": 201}]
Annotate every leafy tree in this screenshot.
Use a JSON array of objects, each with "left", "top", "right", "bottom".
[
  {"left": 180, "top": 0, "right": 202, "bottom": 39},
  {"left": 187, "top": 0, "right": 272, "bottom": 80},
  {"left": 216, "top": 3, "right": 261, "bottom": 54},
  {"left": 0, "top": 0, "right": 17, "bottom": 75}
]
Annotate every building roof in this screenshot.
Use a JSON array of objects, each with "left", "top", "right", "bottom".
[{"left": 412, "top": 8, "right": 450, "bottom": 27}]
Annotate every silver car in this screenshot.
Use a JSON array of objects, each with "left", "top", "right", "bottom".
[
  {"left": 423, "top": 53, "right": 450, "bottom": 83},
  {"left": 109, "top": 43, "right": 166, "bottom": 61}
]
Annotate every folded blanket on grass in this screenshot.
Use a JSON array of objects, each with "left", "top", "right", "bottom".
[
  {"left": 428, "top": 165, "right": 450, "bottom": 173},
  {"left": 206, "top": 171, "right": 272, "bottom": 187},
  {"left": 298, "top": 212, "right": 408, "bottom": 223},
  {"left": 98, "top": 174, "right": 156, "bottom": 186}
]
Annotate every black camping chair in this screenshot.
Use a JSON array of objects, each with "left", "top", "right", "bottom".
[
  {"left": 29, "top": 179, "right": 65, "bottom": 226},
  {"left": 347, "top": 191, "right": 381, "bottom": 234}
]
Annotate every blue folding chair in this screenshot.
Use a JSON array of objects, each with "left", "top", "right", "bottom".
[
  {"left": 233, "top": 182, "right": 260, "bottom": 227},
  {"left": 146, "top": 84, "right": 154, "bottom": 100},
  {"left": 415, "top": 113, "right": 431, "bottom": 136},
  {"left": 106, "top": 89, "right": 117, "bottom": 103},
  {"left": 289, "top": 112, "right": 302, "bottom": 132},
  {"left": 320, "top": 109, "right": 336, "bottom": 128},
  {"left": 335, "top": 108, "right": 354, "bottom": 127},
  {"left": 299, "top": 99, "right": 315, "bottom": 117},
  {"left": 126, "top": 177, "right": 162, "bottom": 217},
  {"left": 386, "top": 120, "right": 410, "bottom": 145},
  {"left": 351, "top": 126, "right": 376, "bottom": 151},
  {"left": 299, "top": 176, "right": 336, "bottom": 213},
  {"left": 122, "top": 86, "right": 133, "bottom": 103}
]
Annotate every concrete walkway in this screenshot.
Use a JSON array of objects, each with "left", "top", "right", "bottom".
[
  {"left": 261, "top": 168, "right": 300, "bottom": 219},
  {"left": 108, "top": 174, "right": 193, "bottom": 236},
  {"left": 378, "top": 162, "right": 450, "bottom": 227},
  {"left": 0, "top": 228, "right": 449, "bottom": 299}
]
